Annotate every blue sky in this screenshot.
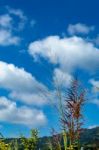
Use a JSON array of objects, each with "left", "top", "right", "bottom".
[{"left": 0, "top": 0, "right": 99, "bottom": 137}]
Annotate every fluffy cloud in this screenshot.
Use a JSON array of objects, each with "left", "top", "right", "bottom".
[
  {"left": 53, "top": 68, "right": 72, "bottom": 87},
  {"left": 0, "top": 97, "right": 47, "bottom": 127},
  {"left": 9, "top": 92, "right": 49, "bottom": 106},
  {"left": 0, "top": 61, "right": 49, "bottom": 105},
  {"left": 28, "top": 35, "right": 99, "bottom": 74},
  {"left": 67, "top": 23, "right": 94, "bottom": 35}
]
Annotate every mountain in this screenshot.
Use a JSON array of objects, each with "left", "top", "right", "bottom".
[
  {"left": 80, "top": 126, "right": 99, "bottom": 146},
  {"left": 39, "top": 127, "right": 99, "bottom": 148}
]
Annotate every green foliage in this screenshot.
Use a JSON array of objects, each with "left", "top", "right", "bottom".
[
  {"left": 9, "top": 139, "right": 20, "bottom": 150},
  {"left": 21, "top": 129, "right": 39, "bottom": 150},
  {"left": 0, "top": 139, "right": 10, "bottom": 150}
]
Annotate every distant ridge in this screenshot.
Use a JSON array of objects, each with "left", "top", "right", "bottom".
[
  {"left": 1, "top": 126, "right": 99, "bottom": 148},
  {"left": 80, "top": 126, "right": 99, "bottom": 145},
  {"left": 39, "top": 126, "right": 99, "bottom": 147}
]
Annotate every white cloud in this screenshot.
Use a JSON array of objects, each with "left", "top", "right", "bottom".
[
  {"left": 28, "top": 35, "right": 99, "bottom": 74},
  {"left": 0, "top": 96, "right": 47, "bottom": 127},
  {"left": 0, "top": 29, "right": 20, "bottom": 46},
  {"left": 7, "top": 7, "right": 27, "bottom": 30},
  {"left": 0, "top": 14, "right": 12, "bottom": 28},
  {"left": 0, "top": 61, "right": 49, "bottom": 106},
  {"left": 0, "top": 13, "right": 20, "bottom": 46},
  {"left": 89, "top": 79, "right": 99, "bottom": 92},
  {"left": 87, "top": 79, "right": 99, "bottom": 106},
  {"left": 0, "top": 7, "right": 27, "bottom": 46},
  {"left": 90, "top": 79, "right": 99, "bottom": 87},
  {"left": 92, "top": 99, "right": 99, "bottom": 106},
  {"left": 0, "top": 61, "right": 38, "bottom": 92},
  {"left": 8, "top": 7, "right": 25, "bottom": 19},
  {"left": 9, "top": 92, "right": 49, "bottom": 106},
  {"left": 88, "top": 125, "right": 99, "bottom": 129},
  {"left": 67, "top": 23, "right": 94, "bottom": 35},
  {"left": 53, "top": 68, "right": 72, "bottom": 87}
]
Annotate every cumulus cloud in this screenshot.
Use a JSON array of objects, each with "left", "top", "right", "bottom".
[
  {"left": 28, "top": 35, "right": 99, "bottom": 74},
  {"left": 0, "top": 61, "right": 49, "bottom": 106},
  {"left": 67, "top": 23, "right": 94, "bottom": 35},
  {"left": 0, "top": 96, "right": 47, "bottom": 127}
]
